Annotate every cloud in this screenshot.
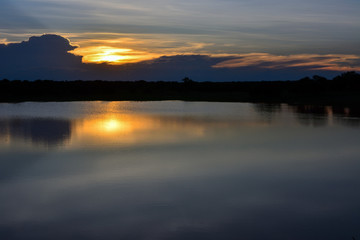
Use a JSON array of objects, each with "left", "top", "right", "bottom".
[
  {"left": 213, "top": 53, "right": 360, "bottom": 72},
  {"left": 1, "top": 34, "right": 358, "bottom": 81},
  {"left": 0, "top": 39, "right": 8, "bottom": 44},
  {"left": 69, "top": 32, "right": 214, "bottom": 57},
  {"left": 79, "top": 55, "right": 228, "bottom": 82},
  {"left": 3, "top": 0, "right": 360, "bottom": 58},
  {"left": 0, "top": 1, "right": 45, "bottom": 30},
  {"left": 0, "top": 34, "right": 83, "bottom": 79}
]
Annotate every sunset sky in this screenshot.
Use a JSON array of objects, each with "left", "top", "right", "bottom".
[{"left": 1, "top": 0, "right": 360, "bottom": 81}]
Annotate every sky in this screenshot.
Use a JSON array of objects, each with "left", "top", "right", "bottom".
[{"left": 0, "top": 0, "right": 360, "bottom": 81}]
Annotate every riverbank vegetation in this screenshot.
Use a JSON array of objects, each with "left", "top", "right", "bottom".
[{"left": 1, "top": 72, "right": 359, "bottom": 105}]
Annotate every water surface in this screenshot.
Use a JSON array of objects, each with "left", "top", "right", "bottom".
[{"left": 0, "top": 101, "right": 360, "bottom": 240}]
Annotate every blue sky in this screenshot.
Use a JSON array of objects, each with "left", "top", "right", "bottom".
[{"left": 1, "top": 0, "right": 360, "bottom": 80}]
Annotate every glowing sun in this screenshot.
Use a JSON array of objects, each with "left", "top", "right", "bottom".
[
  {"left": 72, "top": 43, "right": 159, "bottom": 65},
  {"left": 100, "top": 54, "right": 128, "bottom": 62},
  {"left": 93, "top": 47, "right": 134, "bottom": 64}
]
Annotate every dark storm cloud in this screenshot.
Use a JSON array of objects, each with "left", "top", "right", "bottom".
[{"left": 0, "top": 34, "right": 83, "bottom": 80}]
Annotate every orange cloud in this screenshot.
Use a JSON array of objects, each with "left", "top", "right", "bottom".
[
  {"left": 66, "top": 32, "right": 213, "bottom": 64},
  {"left": 213, "top": 53, "right": 360, "bottom": 71},
  {"left": 0, "top": 38, "right": 9, "bottom": 44}
]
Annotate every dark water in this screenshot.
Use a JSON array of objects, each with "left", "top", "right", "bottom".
[{"left": 0, "top": 101, "right": 359, "bottom": 240}]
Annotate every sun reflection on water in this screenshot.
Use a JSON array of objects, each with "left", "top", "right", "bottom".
[
  {"left": 75, "top": 114, "right": 143, "bottom": 136},
  {"left": 102, "top": 118, "right": 127, "bottom": 132}
]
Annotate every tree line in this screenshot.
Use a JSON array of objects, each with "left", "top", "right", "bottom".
[{"left": 0, "top": 71, "right": 359, "bottom": 104}]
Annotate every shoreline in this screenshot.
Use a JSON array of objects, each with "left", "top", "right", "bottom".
[{"left": 1, "top": 78, "right": 360, "bottom": 106}]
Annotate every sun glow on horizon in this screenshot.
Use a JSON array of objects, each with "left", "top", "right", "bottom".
[
  {"left": 72, "top": 45, "right": 157, "bottom": 64},
  {"left": 85, "top": 46, "right": 134, "bottom": 64}
]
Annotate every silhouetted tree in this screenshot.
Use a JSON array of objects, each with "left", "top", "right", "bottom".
[
  {"left": 313, "top": 75, "right": 327, "bottom": 82},
  {"left": 333, "top": 71, "right": 360, "bottom": 82},
  {"left": 332, "top": 71, "right": 360, "bottom": 90},
  {"left": 182, "top": 77, "right": 194, "bottom": 83},
  {"left": 299, "top": 76, "right": 312, "bottom": 82}
]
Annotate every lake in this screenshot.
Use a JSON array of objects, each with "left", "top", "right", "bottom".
[{"left": 0, "top": 101, "right": 359, "bottom": 240}]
